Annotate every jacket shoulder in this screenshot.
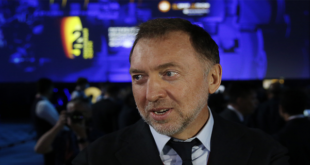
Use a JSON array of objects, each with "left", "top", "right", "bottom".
[
  {"left": 91, "top": 121, "right": 139, "bottom": 149},
  {"left": 72, "top": 122, "right": 142, "bottom": 165}
]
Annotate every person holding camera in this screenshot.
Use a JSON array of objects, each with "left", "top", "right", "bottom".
[{"left": 34, "top": 98, "right": 91, "bottom": 165}]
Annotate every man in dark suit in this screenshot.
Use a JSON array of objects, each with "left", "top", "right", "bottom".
[
  {"left": 73, "top": 18, "right": 289, "bottom": 165},
  {"left": 220, "top": 82, "right": 258, "bottom": 125},
  {"left": 274, "top": 89, "right": 310, "bottom": 165},
  {"left": 92, "top": 84, "right": 121, "bottom": 135},
  {"left": 248, "top": 82, "right": 286, "bottom": 135}
]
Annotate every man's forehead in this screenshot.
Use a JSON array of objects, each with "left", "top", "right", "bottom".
[
  {"left": 139, "top": 31, "right": 190, "bottom": 43},
  {"left": 129, "top": 30, "right": 213, "bottom": 75},
  {"left": 132, "top": 33, "right": 193, "bottom": 57},
  {"left": 130, "top": 47, "right": 189, "bottom": 73}
]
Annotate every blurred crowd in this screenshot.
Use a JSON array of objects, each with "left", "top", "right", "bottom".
[{"left": 32, "top": 77, "right": 310, "bottom": 165}]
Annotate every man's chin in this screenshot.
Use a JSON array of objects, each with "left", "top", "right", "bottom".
[{"left": 149, "top": 120, "right": 182, "bottom": 136}]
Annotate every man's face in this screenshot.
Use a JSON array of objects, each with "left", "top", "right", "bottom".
[
  {"left": 130, "top": 31, "right": 210, "bottom": 136},
  {"left": 67, "top": 102, "right": 92, "bottom": 120},
  {"left": 46, "top": 86, "right": 54, "bottom": 98},
  {"left": 81, "top": 83, "right": 90, "bottom": 90}
]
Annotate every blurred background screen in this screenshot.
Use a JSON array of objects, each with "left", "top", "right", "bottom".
[{"left": 0, "top": 0, "right": 309, "bottom": 82}]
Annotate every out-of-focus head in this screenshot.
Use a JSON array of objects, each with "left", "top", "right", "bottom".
[
  {"left": 105, "top": 84, "right": 120, "bottom": 99},
  {"left": 267, "top": 82, "right": 282, "bottom": 99},
  {"left": 67, "top": 97, "right": 92, "bottom": 120},
  {"left": 37, "top": 78, "right": 53, "bottom": 98},
  {"left": 280, "top": 89, "right": 307, "bottom": 116},
  {"left": 227, "top": 82, "right": 258, "bottom": 115},
  {"left": 129, "top": 18, "right": 222, "bottom": 137},
  {"left": 76, "top": 77, "right": 89, "bottom": 90},
  {"left": 99, "top": 83, "right": 107, "bottom": 93}
]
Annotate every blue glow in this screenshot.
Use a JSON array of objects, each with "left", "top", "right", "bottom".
[
  {"left": 63, "top": 88, "right": 71, "bottom": 101},
  {"left": 33, "top": 25, "right": 44, "bottom": 34},
  {"left": 109, "top": 73, "right": 131, "bottom": 82},
  {"left": 284, "top": 15, "right": 291, "bottom": 38},
  {"left": 57, "top": 98, "right": 63, "bottom": 106},
  {"left": 39, "top": 58, "right": 50, "bottom": 66},
  {"left": 13, "top": 58, "right": 21, "bottom": 64},
  {"left": 53, "top": 88, "right": 58, "bottom": 92},
  {"left": 24, "top": 67, "right": 35, "bottom": 72},
  {"left": 29, "top": 58, "right": 35, "bottom": 63},
  {"left": 193, "top": 22, "right": 204, "bottom": 28}
]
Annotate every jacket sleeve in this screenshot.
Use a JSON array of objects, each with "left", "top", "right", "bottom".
[
  {"left": 72, "top": 148, "right": 89, "bottom": 165},
  {"left": 269, "top": 140, "right": 290, "bottom": 165}
]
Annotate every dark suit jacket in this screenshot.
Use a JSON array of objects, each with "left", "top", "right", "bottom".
[
  {"left": 273, "top": 117, "right": 310, "bottom": 165},
  {"left": 92, "top": 99, "right": 122, "bottom": 135},
  {"left": 72, "top": 113, "right": 289, "bottom": 165},
  {"left": 118, "top": 105, "right": 141, "bottom": 129},
  {"left": 220, "top": 108, "right": 244, "bottom": 124}
]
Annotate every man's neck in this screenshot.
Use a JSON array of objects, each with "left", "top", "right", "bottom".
[{"left": 171, "top": 107, "right": 210, "bottom": 140}]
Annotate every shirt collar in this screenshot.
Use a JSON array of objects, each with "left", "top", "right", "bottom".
[
  {"left": 36, "top": 94, "right": 47, "bottom": 100},
  {"left": 288, "top": 114, "right": 305, "bottom": 121},
  {"left": 150, "top": 107, "right": 214, "bottom": 155},
  {"left": 227, "top": 104, "right": 244, "bottom": 122}
]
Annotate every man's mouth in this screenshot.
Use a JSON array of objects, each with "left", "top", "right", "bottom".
[
  {"left": 148, "top": 108, "right": 173, "bottom": 120},
  {"left": 153, "top": 108, "right": 170, "bottom": 115}
]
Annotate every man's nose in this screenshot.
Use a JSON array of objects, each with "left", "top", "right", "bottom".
[{"left": 146, "top": 77, "right": 167, "bottom": 102}]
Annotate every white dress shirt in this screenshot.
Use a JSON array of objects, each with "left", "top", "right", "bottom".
[
  {"left": 288, "top": 114, "right": 305, "bottom": 121},
  {"left": 36, "top": 96, "right": 59, "bottom": 126},
  {"left": 227, "top": 104, "right": 244, "bottom": 122},
  {"left": 150, "top": 109, "right": 214, "bottom": 165}
]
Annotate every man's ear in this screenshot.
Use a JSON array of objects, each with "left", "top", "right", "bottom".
[{"left": 208, "top": 64, "right": 222, "bottom": 94}]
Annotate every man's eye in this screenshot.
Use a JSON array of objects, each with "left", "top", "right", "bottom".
[
  {"left": 165, "top": 71, "right": 177, "bottom": 77},
  {"left": 133, "top": 75, "right": 142, "bottom": 80}
]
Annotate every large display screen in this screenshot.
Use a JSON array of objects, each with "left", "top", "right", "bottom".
[{"left": 0, "top": 0, "right": 309, "bottom": 82}]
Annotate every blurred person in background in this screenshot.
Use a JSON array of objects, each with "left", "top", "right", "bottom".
[
  {"left": 248, "top": 82, "right": 286, "bottom": 134},
  {"left": 220, "top": 82, "right": 258, "bottom": 125},
  {"left": 273, "top": 89, "right": 310, "bottom": 165},
  {"left": 32, "top": 78, "right": 59, "bottom": 165},
  {"left": 95, "top": 83, "right": 107, "bottom": 102},
  {"left": 71, "top": 77, "right": 89, "bottom": 100},
  {"left": 118, "top": 90, "right": 141, "bottom": 129},
  {"left": 34, "top": 98, "right": 92, "bottom": 165},
  {"left": 92, "top": 84, "right": 121, "bottom": 135}
]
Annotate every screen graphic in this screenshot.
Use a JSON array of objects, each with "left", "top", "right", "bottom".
[
  {"left": 61, "top": 17, "right": 93, "bottom": 60},
  {"left": 0, "top": 0, "right": 309, "bottom": 82}
]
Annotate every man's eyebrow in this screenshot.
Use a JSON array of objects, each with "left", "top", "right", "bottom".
[
  {"left": 155, "top": 62, "right": 183, "bottom": 70},
  {"left": 129, "top": 62, "right": 182, "bottom": 74},
  {"left": 129, "top": 68, "right": 145, "bottom": 74}
]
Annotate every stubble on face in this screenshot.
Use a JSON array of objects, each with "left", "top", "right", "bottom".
[{"left": 138, "top": 74, "right": 209, "bottom": 136}]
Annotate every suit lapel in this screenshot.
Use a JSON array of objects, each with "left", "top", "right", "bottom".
[
  {"left": 115, "top": 121, "right": 163, "bottom": 165},
  {"left": 208, "top": 113, "right": 252, "bottom": 165}
]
